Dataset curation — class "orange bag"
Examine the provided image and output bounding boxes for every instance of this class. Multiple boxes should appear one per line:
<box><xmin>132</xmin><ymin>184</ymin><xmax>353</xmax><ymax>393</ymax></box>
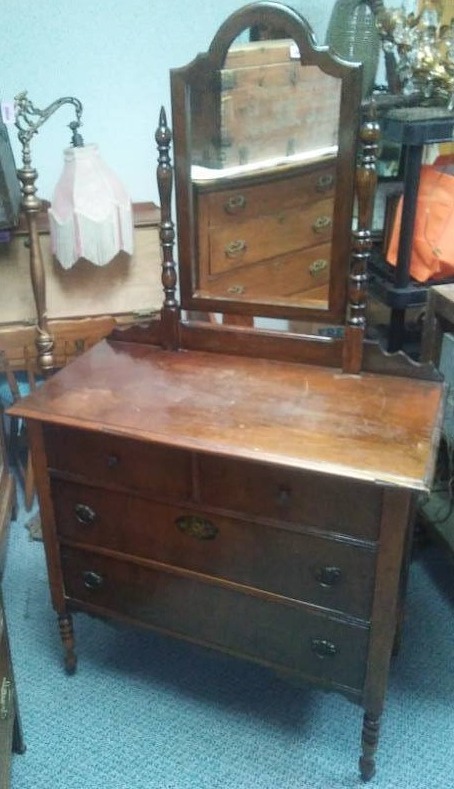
<box><xmin>387</xmin><ymin>163</ymin><xmax>454</xmax><ymax>283</ymax></box>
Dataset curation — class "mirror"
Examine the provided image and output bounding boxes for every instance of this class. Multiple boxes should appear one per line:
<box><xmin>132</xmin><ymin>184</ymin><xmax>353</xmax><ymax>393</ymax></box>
<box><xmin>170</xmin><ymin>2</ymin><xmax>363</xmax><ymax>323</ymax></box>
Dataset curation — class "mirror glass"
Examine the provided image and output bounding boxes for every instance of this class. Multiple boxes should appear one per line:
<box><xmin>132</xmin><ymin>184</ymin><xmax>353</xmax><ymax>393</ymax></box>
<box><xmin>171</xmin><ymin>6</ymin><xmax>361</xmax><ymax>322</ymax></box>
<box><xmin>191</xmin><ymin>34</ymin><xmax>341</xmax><ymax>311</ymax></box>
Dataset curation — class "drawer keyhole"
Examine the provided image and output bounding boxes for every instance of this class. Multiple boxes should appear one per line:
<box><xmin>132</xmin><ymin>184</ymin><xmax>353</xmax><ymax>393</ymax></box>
<box><xmin>75</xmin><ymin>503</ymin><xmax>96</xmax><ymax>526</ymax></box>
<box><xmin>82</xmin><ymin>571</ymin><xmax>104</xmax><ymax>591</ymax></box>
<box><xmin>314</xmin><ymin>566</ymin><xmax>342</xmax><ymax>588</ymax></box>
<box><xmin>107</xmin><ymin>454</ymin><xmax>119</xmax><ymax>468</ymax></box>
<box><xmin>277</xmin><ymin>486</ymin><xmax>292</xmax><ymax>506</ymax></box>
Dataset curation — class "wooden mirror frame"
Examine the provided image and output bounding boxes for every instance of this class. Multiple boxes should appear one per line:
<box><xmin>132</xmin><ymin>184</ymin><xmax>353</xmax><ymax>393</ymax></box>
<box><xmin>112</xmin><ymin>2</ymin><xmax>438</xmax><ymax>381</ymax></box>
<box><xmin>170</xmin><ymin>1</ymin><xmax>363</xmax><ymax>324</ymax></box>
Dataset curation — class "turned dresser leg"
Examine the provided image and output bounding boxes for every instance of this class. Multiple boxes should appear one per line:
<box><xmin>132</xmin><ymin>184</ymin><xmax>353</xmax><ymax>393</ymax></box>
<box><xmin>359</xmin><ymin>712</ymin><xmax>380</xmax><ymax>781</ymax></box>
<box><xmin>58</xmin><ymin>614</ymin><xmax>77</xmax><ymax>674</ymax></box>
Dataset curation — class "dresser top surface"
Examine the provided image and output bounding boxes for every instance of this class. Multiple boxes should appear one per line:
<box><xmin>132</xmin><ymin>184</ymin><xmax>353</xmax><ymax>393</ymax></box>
<box><xmin>10</xmin><ymin>339</ymin><xmax>444</xmax><ymax>490</ymax></box>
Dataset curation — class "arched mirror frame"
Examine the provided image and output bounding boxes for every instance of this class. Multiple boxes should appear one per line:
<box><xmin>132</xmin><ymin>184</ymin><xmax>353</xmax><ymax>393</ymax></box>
<box><xmin>170</xmin><ymin>1</ymin><xmax>363</xmax><ymax>325</ymax></box>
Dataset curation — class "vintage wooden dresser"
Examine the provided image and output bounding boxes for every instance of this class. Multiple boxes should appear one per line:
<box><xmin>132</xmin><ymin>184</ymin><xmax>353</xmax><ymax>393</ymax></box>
<box><xmin>9</xmin><ymin>3</ymin><xmax>445</xmax><ymax>783</ymax></box>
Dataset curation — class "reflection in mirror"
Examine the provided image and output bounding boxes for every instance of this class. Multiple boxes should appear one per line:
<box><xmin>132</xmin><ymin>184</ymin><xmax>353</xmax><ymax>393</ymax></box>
<box><xmin>190</xmin><ymin>35</ymin><xmax>342</xmax><ymax>310</ymax></box>
<box><xmin>195</xmin><ymin>36</ymin><xmax>341</xmax><ymax>169</ymax></box>
<box><xmin>171</xmin><ymin>3</ymin><xmax>363</xmax><ymax>324</ymax></box>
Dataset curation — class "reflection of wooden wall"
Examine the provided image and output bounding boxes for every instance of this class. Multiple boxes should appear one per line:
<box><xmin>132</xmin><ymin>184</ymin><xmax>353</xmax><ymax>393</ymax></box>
<box><xmin>440</xmin><ymin>1</ymin><xmax>454</xmax><ymax>24</ymax></box>
<box><xmin>0</xmin><ymin>203</ymin><xmax>163</xmax><ymax>371</ymax></box>
<box><xmin>219</xmin><ymin>41</ymin><xmax>340</xmax><ymax>168</ymax></box>
<box><xmin>416</xmin><ymin>0</ymin><xmax>452</xmax><ymax>22</ymax></box>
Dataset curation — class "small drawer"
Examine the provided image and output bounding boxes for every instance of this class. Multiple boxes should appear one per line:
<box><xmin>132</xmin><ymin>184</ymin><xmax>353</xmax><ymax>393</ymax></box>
<box><xmin>43</xmin><ymin>426</ymin><xmax>192</xmax><ymax>500</ymax></box>
<box><xmin>198</xmin><ymin>456</ymin><xmax>382</xmax><ymax>541</ymax></box>
<box><xmin>61</xmin><ymin>547</ymin><xmax>369</xmax><ymax>692</ymax></box>
<box><xmin>53</xmin><ymin>480</ymin><xmax>375</xmax><ymax>619</ymax></box>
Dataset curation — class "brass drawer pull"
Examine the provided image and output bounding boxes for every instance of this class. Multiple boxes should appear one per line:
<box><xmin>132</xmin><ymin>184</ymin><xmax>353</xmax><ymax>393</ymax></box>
<box><xmin>316</xmin><ymin>173</ymin><xmax>334</xmax><ymax>193</ymax></box>
<box><xmin>311</xmin><ymin>638</ymin><xmax>338</xmax><ymax>659</ymax></box>
<box><xmin>82</xmin><ymin>570</ymin><xmax>104</xmax><ymax>590</ymax></box>
<box><xmin>176</xmin><ymin>515</ymin><xmax>218</xmax><ymax>540</ymax></box>
<box><xmin>314</xmin><ymin>566</ymin><xmax>342</xmax><ymax>587</ymax></box>
<box><xmin>312</xmin><ymin>215</ymin><xmax>332</xmax><ymax>234</ymax></box>
<box><xmin>224</xmin><ymin>194</ymin><xmax>246</xmax><ymax>214</ymax></box>
<box><xmin>75</xmin><ymin>503</ymin><xmax>96</xmax><ymax>526</ymax></box>
<box><xmin>309</xmin><ymin>259</ymin><xmax>328</xmax><ymax>277</ymax></box>
<box><xmin>225</xmin><ymin>239</ymin><xmax>246</xmax><ymax>259</ymax></box>
<box><xmin>227</xmin><ymin>284</ymin><xmax>245</xmax><ymax>295</ymax></box>
<box><xmin>0</xmin><ymin>677</ymin><xmax>13</xmax><ymax>720</ymax></box>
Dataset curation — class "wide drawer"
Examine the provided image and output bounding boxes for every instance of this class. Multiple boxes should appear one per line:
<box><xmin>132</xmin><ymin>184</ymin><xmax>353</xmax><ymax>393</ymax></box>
<box><xmin>52</xmin><ymin>479</ymin><xmax>376</xmax><ymax>620</ymax></box>
<box><xmin>198</xmin><ymin>456</ymin><xmax>382</xmax><ymax>541</ymax></box>
<box><xmin>197</xmin><ymin>242</ymin><xmax>331</xmax><ymax>302</ymax></box>
<box><xmin>61</xmin><ymin>546</ymin><xmax>369</xmax><ymax>692</ymax></box>
<box><xmin>207</xmin><ymin>197</ymin><xmax>334</xmax><ymax>276</ymax></box>
<box><xmin>199</xmin><ymin>163</ymin><xmax>336</xmax><ymax>227</ymax></box>
<box><xmin>43</xmin><ymin>425</ymin><xmax>192</xmax><ymax>500</ymax></box>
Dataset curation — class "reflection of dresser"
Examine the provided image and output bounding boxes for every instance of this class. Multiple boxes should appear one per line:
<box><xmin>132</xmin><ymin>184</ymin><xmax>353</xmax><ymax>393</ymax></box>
<box><xmin>194</xmin><ymin>158</ymin><xmax>335</xmax><ymax>305</ymax></box>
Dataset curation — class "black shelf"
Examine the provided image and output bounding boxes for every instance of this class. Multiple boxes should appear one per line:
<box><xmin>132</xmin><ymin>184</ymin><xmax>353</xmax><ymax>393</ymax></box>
<box><xmin>371</xmin><ymin>106</ymin><xmax>454</xmax><ymax>351</ymax></box>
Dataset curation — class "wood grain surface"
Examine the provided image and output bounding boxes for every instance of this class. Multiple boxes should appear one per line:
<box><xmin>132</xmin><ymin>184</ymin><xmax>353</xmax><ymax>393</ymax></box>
<box><xmin>9</xmin><ymin>339</ymin><xmax>444</xmax><ymax>490</ymax></box>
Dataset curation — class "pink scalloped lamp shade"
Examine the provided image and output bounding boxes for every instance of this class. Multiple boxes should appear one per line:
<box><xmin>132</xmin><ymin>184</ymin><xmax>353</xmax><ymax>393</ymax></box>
<box><xmin>48</xmin><ymin>144</ymin><xmax>134</xmax><ymax>269</ymax></box>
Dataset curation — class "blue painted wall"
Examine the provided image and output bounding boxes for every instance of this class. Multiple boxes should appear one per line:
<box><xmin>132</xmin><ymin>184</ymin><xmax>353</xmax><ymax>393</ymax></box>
<box><xmin>2</xmin><ymin>1</ymin><xmax>336</xmax><ymax>203</ymax></box>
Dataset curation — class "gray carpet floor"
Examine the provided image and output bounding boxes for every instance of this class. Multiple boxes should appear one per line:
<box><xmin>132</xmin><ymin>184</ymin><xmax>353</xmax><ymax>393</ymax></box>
<box><xmin>3</xmin><ymin>494</ymin><xmax>454</xmax><ymax>789</ymax></box>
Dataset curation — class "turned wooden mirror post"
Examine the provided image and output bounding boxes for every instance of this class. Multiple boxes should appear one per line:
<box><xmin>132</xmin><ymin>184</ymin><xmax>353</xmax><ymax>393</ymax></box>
<box><xmin>155</xmin><ymin>107</ymin><xmax>180</xmax><ymax>350</ymax></box>
<box><xmin>344</xmin><ymin>106</ymin><xmax>380</xmax><ymax>373</ymax></box>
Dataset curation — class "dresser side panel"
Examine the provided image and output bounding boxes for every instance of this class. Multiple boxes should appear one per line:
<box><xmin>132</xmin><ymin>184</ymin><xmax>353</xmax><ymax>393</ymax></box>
<box><xmin>26</xmin><ymin>420</ymin><xmax>66</xmax><ymax>613</ymax></box>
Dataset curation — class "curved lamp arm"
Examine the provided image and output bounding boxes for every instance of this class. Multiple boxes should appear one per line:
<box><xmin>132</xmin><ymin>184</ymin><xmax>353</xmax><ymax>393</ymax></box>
<box><xmin>14</xmin><ymin>91</ymin><xmax>84</xmax><ymax>375</ymax></box>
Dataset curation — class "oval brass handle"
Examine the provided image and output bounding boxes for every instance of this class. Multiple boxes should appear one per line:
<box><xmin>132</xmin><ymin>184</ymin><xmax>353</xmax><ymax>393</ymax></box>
<box><xmin>311</xmin><ymin>638</ymin><xmax>338</xmax><ymax>659</ymax></box>
<box><xmin>176</xmin><ymin>515</ymin><xmax>218</xmax><ymax>540</ymax></box>
<box><xmin>225</xmin><ymin>240</ymin><xmax>246</xmax><ymax>259</ymax></box>
<box><xmin>74</xmin><ymin>503</ymin><xmax>96</xmax><ymax>526</ymax></box>
<box><xmin>224</xmin><ymin>194</ymin><xmax>246</xmax><ymax>215</ymax></box>
<box><xmin>314</xmin><ymin>566</ymin><xmax>342</xmax><ymax>587</ymax></box>
<box><xmin>316</xmin><ymin>173</ymin><xmax>334</xmax><ymax>193</ymax></box>
<box><xmin>82</xmin><ymin>570</ymin><xmax>104</xmax><ymax>590</ymax></box>
<box><xmin>309</xmin><ymin>259</ymin><xmax>328</xmax><ymax>277</ymax></box>
<box><xmin>312</xmin><ymin>215</ymin><xmax>332</xmax><ymax>234</ymax></box>
<box><xmin>0</xmin><ymin>677</ymin><xmax>13</xmax><ymax>721</ymax></box>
